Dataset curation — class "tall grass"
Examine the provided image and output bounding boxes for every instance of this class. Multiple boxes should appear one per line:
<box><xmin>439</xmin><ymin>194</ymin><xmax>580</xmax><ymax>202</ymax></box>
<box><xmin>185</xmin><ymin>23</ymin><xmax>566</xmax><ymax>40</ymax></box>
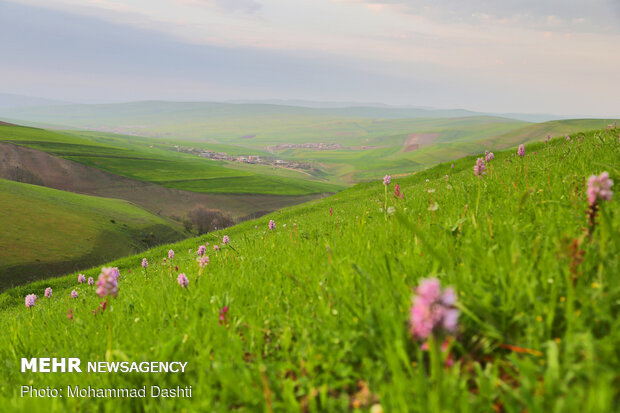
<box><xmin>1</xmin><ymin>128</ymin><xmax>618</xmax><ymax>412</ymax></box>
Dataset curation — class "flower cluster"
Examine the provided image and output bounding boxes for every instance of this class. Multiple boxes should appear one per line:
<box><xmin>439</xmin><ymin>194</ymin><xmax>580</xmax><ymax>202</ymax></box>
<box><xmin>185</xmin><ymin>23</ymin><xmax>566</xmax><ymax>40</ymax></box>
<box><xmin>78</xmin><ymin>274</ymin><xmax>86</xmax><ymax>284</ymax></box>
<box><xmin>142</xmin><ymin>258</ymin><xmax>148</xmax><ymax>269</ymax></box>
<box><xmin>96</xmin><ymin>267</ymin><xmax>119</xmax><ymax>298</ymax></box>
<box><xmin>44</xmin><ymin>287</ymin><xmax>52</xmax><ymax>298</ymax></box>
<box><xmin>88</xmin><ymin>277</ymin><xmax>94</xmax><ymax>286</ymax></box>
<box><xmin>197</xmin><ymin>245</ymin><xmax>206</xmax><ymax>256</ymax></box>
<box><xmin>269</xmin><ymin>220</ymin><xmax>276</xmax><ymax>230</ymax></box>
<box><xmin>177</xmin><ymin>273</ymin><xmax>189</xmax><ymax>288</ymax></box>
<box><xmin>394</xmin><ymin>184</ymin><xmax>404</xmax><ymax>199</ymax></box>
<box><xmin>410</xmin><ymin>278</ymin><xmax>459</xmax><ymax>340</ymax></box>
<box><xmin>383</xmin><ymin>175</ymin><xmax>391</xmax><ymax>185</ymax></box>
<box><xmin>71</xmin><ymin>290</ymin><xmax>78</xmax><ymax>299</ymax></box>
<box><xmin>25</xmin><ymin>294</ymin><xmax>37</xmax><ymax>308</ymax></box>
<box><xmin>473</xmin><ymin>158</ymin><xmax>486</xmax><ymax>177</ymax></box>
<box><xmin>586</xmin><ymin>172</ymin><xmax>614</xmax><ymax>206</ymax></box>
<box><xmin>222</xmin><ymin>235</ymin><xmax>230</xmax><ymax>244</ymax></box>
<box><xmin>485</xmin><ymin>151</ymin><xmax>494</xmax><ymax>163</ymax></box>
<box><xmin>517</xmin><ymin>144</ymin><xmax>525</xmax><ymax>157</ymax></box>
<box><xmin>168</xmin><ymin>249</ymin><xmax>175</xmax><ymax>260</ymax></box>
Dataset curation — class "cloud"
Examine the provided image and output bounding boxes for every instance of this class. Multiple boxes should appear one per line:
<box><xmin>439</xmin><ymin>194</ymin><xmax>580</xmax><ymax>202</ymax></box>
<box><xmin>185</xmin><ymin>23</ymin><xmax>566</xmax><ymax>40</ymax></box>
<box><xmin>177</xmin><ymin>0</ymin><xmax>262</xmax><ymax>13</ymax></box>
<box><xmin>335</xmin><ymin>0</ymin><xmax>620</xmax><ymax>33</ymax></box>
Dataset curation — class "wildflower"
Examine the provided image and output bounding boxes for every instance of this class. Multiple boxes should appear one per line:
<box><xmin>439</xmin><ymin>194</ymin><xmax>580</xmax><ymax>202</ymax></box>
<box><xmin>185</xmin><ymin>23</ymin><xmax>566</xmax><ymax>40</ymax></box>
<box><xmin>545</xmin><ymin>134</ymin><xmax>550</xmax><ymax>143</ymax></box>
<box><xmin>473</xmin><ymin>157</ymin><xmax>486</xmax><ymax>177</ymax></box>
<box><xmin>383</xmin><ymin>175</ymin><xmax>391</xmax><ymax>185</ymax></box>
<box><xmin>269</xmin><ymin>220</ymin><xmax>276</xmax><ymax>230</ymax></box>
<box><xmin>168</xmin><ymin>249</ymin><xmax>175</xmax><ymax>260</ymax></box>
<box><xmin>177</xmin><ymin>273</ymin><xmax>189</xmax><ymax>288</ymax></box>
<box><xmin>25</xmin><ymin>294</ymin><xmax>37</xmax><ymax>308</ymax></box>
<box><xmin>565</xmin><ymin>134</ymin><xmax>570</xmax><ymax>141</ymax></box>
<box><xmin>199</xmin><ymin>256</ymin><xmax>210</xmax><ymax>267</ymax></box>
<box><xmin>71</xmin><ymin>290</ymin><xmax>78</xmax><ymax>299</ymax></box>
<box><xmin>409</xmin><ymin>278</ymin><xmax>459</xmax><ymax>340</ymax></box>
<box><xmin>587</xmin><ymin>172</ymin><xmax>614</xmax><ymax>206</ymax></box>
<box><xmin>329</xmin><ymin>208</ymin><xmax>333</xmax><ymax>215</ymax></box>
<box><xmin>67</xmin><ymin>309</ymin><xmax>73</xmax><ymax>320</ymax></box>
<box><xmin>78</xmin><ymin>274</ymin><xmax>86</xmax><ymax>284</ymax></box>
<box><xmin>394</xmin><ymin>184</ymin><xmax>404</xmax><ymax>199</ymax></box>
<box><xmin>88</xmin><ymin>277</ymin><xmax>94</xmax><ymax>286</ymax></box>
<box><xmin>197</xmin><ymin>245</ymin><xmax>206</xmax><ymax>256</ymax></box>
<box><xmin>44</xmin><ymin>287</ymin><xmax>52</xmax><ymax>298</ymax></box>
<box><xmin>96</xmin><ymin>267</ymin><xmax>119</xmax><ymax>298</ymax></box>
<box><xmin>213</xmin><ymin>245</ymin><xmax>219</xmax><ymax>251</ymax></box>
<box><xmin>141</xmin><ymin>258</ymin><xmax>148</xmax><ymax>268</ymax></box>
<box><xmin>387</xmin><ymin>206</ymin><xmax>396</xmax><ymax>215</ymax></box>
<box><xmin>517</xmin><ymin>144</ymin><xmax>525</xmax><ymax>157</ymax></box>
<box><xmin>174</xmin><ymin>265</ymin><xmax>179</xmax><ymax>271</ymax></box>
<box><xmin>219</xmin><ymin>306</ymin><xmax>229</xmax><ymax>325</ymax></box>
<box><xmin>428</xmin><ymin>202</ymin><xmax>439</xmax><ymax>211</ymax></box>
<box><xmin>222</xmin><ymin>235</ymin><xmax>230</xmax><ymax>244</ymax></box>
<box><xmin>485</xmin><ymin>152</ymin><xmax>494</xmax><ymax>162</ymax></box>
<box><xmin>451</xmin><ymin>164</ymin><xmax>454</xmax><ymax>169</ymax></box>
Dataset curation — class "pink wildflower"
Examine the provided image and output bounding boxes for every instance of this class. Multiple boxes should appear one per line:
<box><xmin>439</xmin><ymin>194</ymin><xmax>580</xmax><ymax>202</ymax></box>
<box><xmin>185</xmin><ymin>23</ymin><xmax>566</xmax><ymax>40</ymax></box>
<box><xmin>451</xmin><ymin>164</ymin><xmax>454</xmax><ymax>169</ymax></box>
<box><xmin>177</xmin><ymin>273</ymin><xmax>189</xmax><ymax>288</ymax></box>
<box><xmin>168</xmin><ymin>249</ymin><xmax>175</xmax><ymax>260</ymax></box>
<box><xmin>545</xmin><ymin>134</ymin><xmax>550</xmax><ymax>143</ymax></box>
<box><xmin>329</xmin><ymin>208</ymin><xmax>333</xmax><ymax>216</ymax></box>
<box><xmin>67</xmin><ymin>309</ymin><xmax>73</xmax><ymax>320</ymax></box>
<box><xmin>219</xmin><ymin>306</ymin><xmax>229</xmax><ymax>325</ymax></box>
<box><xmin>394</xmin><ymin>184</ymin><xmax>404</xmax><ymax>199</ymax></box>
<box><xmin>409</xmin><ymin>278</ymin><xmax>459</xmax><ymax>341</ymax></box>
<box><xmin>25</xmin><ymin>294</ymin><xmax>37</xmax><ymax>308</ymax></box>
<box><xmin>223</xmin><ymin>235</ymin><xmax>230</xmax><ymax>244</ymax></box>
<box><xmin>96</xmin><ymin>267</ymin><xmax>119</xmax><ymax>298</ymax></box>
<box><xmin>44</xmin><ymin>287</ymin><xmax>52</xmax><ymax>298</ymax></box>
<box><xmin>88</xmin><ymin>277</ymin><xmax>94</xmax><ymax>286</ymax></box>
<box><xmin>213</xmin><ymin>245</ymin><xmax>220</xmax><ymax>251</ymax></box>
<box><xmin>485</xmin><ymin>152</ymin><xmax>494</xmax><ymax>162</ymax></box>
<box><xmin>71</xmin><ymin>290</ymin><xmax>78</xmax><ymax>299</ymax></box>
<box><xmin>587</xmin><ymin>172</ymin><xmax>614</xmax><ymax>206</ymax></box>
<box><xmin>141</xmin><ymin>258</ymin><xmax>148</xmax><ymax>268</ymax></box>
<box><xmin>565</xmin><ymin>134</ymin><xmax>570</xmax><ymax>141</ymax></box>
<box><xmin>78</xmin><ymin>274</ymin><xmax>86</xmax><ymax>284</ymax></box>
<box><xmin>199</xmin><ymin>256</ymin><xmax>210</xmax><ymax>267</ymax></box>
<box><xmin>269</xmin><ymin>220</ymin><xmax>276</xmax><ymax>230</ymax></box>
<box><xmin>473</xmin><ymin>158</ymin><xmax>486</xmax><ymax>178</ymax></box>
<box><xmin>197</xmin><ymin>245</ymin><xmax>206</xmax><ymax>256</ymax></box>
<box><xmin>517</xmin><ymin>144</ymin><xmax>525</xmax><ymax>157</ymax></box>
<box><xmin>383</xmin><ymin>175</ymin><xmax>391</xmax><ymax>185</ymax></box>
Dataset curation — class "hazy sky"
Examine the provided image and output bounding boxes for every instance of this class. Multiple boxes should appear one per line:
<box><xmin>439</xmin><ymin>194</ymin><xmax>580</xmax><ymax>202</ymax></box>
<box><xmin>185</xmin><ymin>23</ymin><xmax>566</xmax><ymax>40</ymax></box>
<box><xmin>2</xmin><ymin>0</ymin><xmax>620</xmax><ymax>115</ymax></box>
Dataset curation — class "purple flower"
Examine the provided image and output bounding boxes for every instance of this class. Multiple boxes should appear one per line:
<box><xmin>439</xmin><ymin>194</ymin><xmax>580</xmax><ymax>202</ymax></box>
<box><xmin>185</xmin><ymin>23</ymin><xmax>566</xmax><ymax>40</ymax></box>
<box><xmin>409</xmin><ymin>278</ymin><xmax>459</xmax><ymax>340</ymax></box>
<box><xmin>168</xmin><ymin>249</ymin><xmax>175</xmax><ymax>260</ymax></box>
<box><xmin>25</xmin><ymin>294</ymin><xmax>37</xmax><ymax>308</ymax></box>
<box><xmin>545</xmin><ymin>134</ymin><xmax>550</xmax><ymax>143</ymax></box>
<box><xmin>383</xmin><ymin>175</ymin><xmax>391</xmax><ymax>185</ymax></box>
<box><xmin>96</xmin><ymin>267</ymin><xmax>119</xmax><ymax>298</ymax></box>
<box><xmin>71</xmin><ymin>290</ymin><xmax>78</xmax><ymax>299</ymax></box>
<box><xmin>485</xmin><ymin>152</ymin><xmax>494</xmax><ymax>162</ymax></box>
<box><xmin>141</xmin><ymin>258</ymin><xmax>148</xmax><ymax>269</ymax></box>
<box><xmin>197</xmin><ymin>245</ymin><xmax>206</xmax><ymax>256</ymax></box>
<box><xmin>587</xmin><ymin>172</ymin><xmax>614</xmax><ymax>206</ymax></box>
<box><xmin>219</xmin><ymin>306</ymin><xmax>229</xmax><ymax>325</ymax></box>
<box><xmin>269</xmin><ymin>220</ymin><xmax>276</xmax><ymax>230</ymax></box>
<box><xmin>44</xmin><ymin>287</ymin><xmax>52</xmax><ymax>298</ymax></box>
<box><xmin>222</xmin><ymin>235</ymin><xmax>230</xmax><ymax>244</ymax></box>
<box><xmin>177</xmin><ymin>273</ymin><xmax>189</xmax><ymax>288</ymax></box>
<box><xmin>451</xmin><ymin>164</ymin><xmax>454</xmax><ymax>169</ymax></box>
<box><xmin>517</xmin><ymin>144</ymin><xmax>525</xmax><ymax>157</ymax></box>
<box><xmin>88</xmin><ymin>277</ymin><xmax>94</xmax><ymax>286</ymax></box>
<box><xmin>473</xmin><ymin>157</ymin><xmax>486</xmax><ymax>177</ymax></box>
<box><xmin>565</xmin><ymin>134</ymin><xmax>571</xmax><ymax>141</ymax></box>
<box><xmin>199</xmin><ymin>256</ymin><xmax>210</xmax><ymax>268</ymax></box>
<box><xmin>78</xmin><ymin>274</ymin><xmax>86</xmax><ymax>284</ymax></box>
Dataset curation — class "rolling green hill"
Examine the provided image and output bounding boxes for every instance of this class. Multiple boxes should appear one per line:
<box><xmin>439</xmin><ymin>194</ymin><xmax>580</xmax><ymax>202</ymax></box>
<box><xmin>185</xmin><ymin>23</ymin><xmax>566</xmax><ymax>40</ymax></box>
<box><xmin>0</xmin><ymin>179</ymin><xmax>186</xmax><ymax>289</ymax></box>
<box><xmin>1</xmin><ymin>127</ymin><xmax>618</xmax><ymax>412</ymax></box>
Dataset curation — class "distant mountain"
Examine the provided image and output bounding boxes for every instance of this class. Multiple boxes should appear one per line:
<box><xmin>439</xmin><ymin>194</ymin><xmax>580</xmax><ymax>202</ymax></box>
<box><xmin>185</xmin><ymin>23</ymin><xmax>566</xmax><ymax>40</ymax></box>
<box><xmin>0</xmin><ymin>93</ymin><xmax>69</xmax><ymax>110</ymax></box>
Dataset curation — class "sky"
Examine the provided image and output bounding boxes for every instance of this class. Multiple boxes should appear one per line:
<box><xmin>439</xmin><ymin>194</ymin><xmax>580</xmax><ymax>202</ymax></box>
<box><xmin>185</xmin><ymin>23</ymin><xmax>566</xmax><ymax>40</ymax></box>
<box><xmin>1</xmin><ymin>0</ymin><xmax>620</xmax><ymax>115</ymax></box>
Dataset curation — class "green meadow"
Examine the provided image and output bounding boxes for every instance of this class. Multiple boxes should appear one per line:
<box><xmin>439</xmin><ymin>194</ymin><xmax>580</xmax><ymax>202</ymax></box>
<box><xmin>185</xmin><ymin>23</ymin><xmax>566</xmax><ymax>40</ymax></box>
<box><xmin>0</xmin><ymin>124</ymin><xmax>342</xmax><ymax>196</ymax></box>
<box><xmin>0</xmin><ymin>179</ymin><xmax>186</xmax><ymax>289</ymax></box>
<box><xmin>1</xmin><ymin>127</ymin><xmax>618</xmax><ymax>412</ymax></box>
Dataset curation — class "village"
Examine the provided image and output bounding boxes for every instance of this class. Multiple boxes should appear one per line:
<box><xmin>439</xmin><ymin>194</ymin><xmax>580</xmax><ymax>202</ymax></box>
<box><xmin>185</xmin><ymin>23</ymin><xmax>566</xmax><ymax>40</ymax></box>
<box><xmin>168</xmin><ymin>144</ymin><xmax>316</xmax><ymax>171</ymax></box>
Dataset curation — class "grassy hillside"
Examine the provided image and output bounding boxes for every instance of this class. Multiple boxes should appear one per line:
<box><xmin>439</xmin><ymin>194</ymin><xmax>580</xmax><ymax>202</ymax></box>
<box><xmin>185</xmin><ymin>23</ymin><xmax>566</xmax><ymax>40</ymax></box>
<box><xmin>0</xmin><ymin>124</ymin><xmax>343</xmax><ymax>195</ymax></box>
<box><xmin>0</xmin><ymin>179</ymin><xmax>186</xmax><ymax>289</ymax></box>
<box><xmin>1</xmin><ymin>127</ymin><xmax>618</xmax><ymax>411</ymax></box>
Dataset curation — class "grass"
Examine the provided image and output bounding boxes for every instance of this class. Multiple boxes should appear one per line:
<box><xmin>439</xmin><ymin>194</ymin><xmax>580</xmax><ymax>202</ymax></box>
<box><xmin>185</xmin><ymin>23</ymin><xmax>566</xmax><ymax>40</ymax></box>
<box><xmin>0</xmin><ymin>179</ymin><xmax>186</xmax><ymax>289</ymax></box>
<box><xmin>1</xmin><ymin>127</ymin><xmax>618</xmax><ymax>411</ymax></box>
